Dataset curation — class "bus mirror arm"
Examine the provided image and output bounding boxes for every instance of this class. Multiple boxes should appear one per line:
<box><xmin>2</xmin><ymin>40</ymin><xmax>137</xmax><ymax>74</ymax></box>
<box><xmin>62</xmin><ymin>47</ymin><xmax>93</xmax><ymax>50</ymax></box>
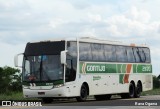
<box><xmin>60</xmin><ymin>50</ymin><xmax>68</xmax><ymax>65</ymax></box>
<box><xmin>14</xmin><ymin>53</ymin><xmax>24</xmax><ymax>68</ymax></box>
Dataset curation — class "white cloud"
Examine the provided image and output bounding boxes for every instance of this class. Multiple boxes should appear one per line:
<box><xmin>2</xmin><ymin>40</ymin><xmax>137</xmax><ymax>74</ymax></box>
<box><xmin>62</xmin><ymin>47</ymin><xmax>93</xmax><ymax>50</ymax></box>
<box><xmin>125</xmin><ymin>6</ymin><xmax>151</xmax><ymax>23</ymax></box>
<box><xmin>102</xmin><ymin>6</ymin><xmax>160</xmax><ymax>41</ymax></box>
<box><xmin>0</xmin><ymin>0</ymin><xmax>160</xmax><ymax>75</ymax></box>
<box><xmin>0</xmin><ymin>42</ymin><xmax>25</xmax><ymax>67</ymax></box>
<box><xmin>49</xmin><ymin>18</ymin><xmax>68</xmax><ymax>29</ymax></box>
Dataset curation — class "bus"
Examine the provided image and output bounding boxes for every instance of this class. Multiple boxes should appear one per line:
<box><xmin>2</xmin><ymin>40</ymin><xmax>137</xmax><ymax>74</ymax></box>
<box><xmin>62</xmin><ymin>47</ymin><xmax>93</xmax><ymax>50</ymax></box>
<box><xmin>14</xmin><ymin>37</ymin><xmax>152</xmax><ymax>103</ymax></box>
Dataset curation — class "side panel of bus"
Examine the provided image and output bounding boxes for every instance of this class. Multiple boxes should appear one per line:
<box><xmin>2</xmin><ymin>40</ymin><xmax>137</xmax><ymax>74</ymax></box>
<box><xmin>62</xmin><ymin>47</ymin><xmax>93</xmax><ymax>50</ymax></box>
<box><xmin>78</xmin><ymin>62</ymin><xmax>152</xmax><ymax>95</ymax></box>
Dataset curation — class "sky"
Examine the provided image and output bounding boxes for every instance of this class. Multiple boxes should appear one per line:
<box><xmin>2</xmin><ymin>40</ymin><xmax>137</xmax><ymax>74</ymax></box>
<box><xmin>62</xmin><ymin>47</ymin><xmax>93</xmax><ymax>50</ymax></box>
<box><xmin>0</xmin><ymin>0</ymin><xmax>160</xmax><ymax>76</ymax></box>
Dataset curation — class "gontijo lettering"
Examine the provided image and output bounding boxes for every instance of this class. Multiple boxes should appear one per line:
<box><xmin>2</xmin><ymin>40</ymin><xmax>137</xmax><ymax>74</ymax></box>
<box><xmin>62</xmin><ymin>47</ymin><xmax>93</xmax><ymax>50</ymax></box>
<box><xmin>87</xmin><ymin>65</ymin><xmax>105</xmax><ymax>72</ymax></box>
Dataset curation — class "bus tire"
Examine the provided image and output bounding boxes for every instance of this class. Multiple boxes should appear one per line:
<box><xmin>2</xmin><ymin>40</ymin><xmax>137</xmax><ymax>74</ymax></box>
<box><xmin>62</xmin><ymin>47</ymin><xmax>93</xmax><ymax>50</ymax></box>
<box><xmin>76</xmin><ymin>84</ymin><xmax>88</xmax><ymax>102</ymax></box>
<box><xmin>129</xmin><ymin>82</ymin><xmax>135</xmax><ymax>98</ymax></box>
<box><xmin>134</xmin><ymin>82</ymin><xmax>142</xmax><ymax>98</ymax></box>
<box><xmin>95</xmin><ymin>94</ymin><xmax>111</xmax><ymax>101</ymax></box>
<box><xmin>42</xmin><ymin>98</ymin><xmax>53</xmax><ymax>103</ymax></box>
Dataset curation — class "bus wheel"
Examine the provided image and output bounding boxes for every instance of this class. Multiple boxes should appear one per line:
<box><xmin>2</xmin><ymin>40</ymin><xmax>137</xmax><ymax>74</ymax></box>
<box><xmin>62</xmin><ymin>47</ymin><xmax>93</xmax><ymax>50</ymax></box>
<box><xmin>134</xmin><ymin>83</ymin><xmax>142</xmax><ymax>98</ymax></box>
<box><xmin>76</xmin><ymin>84</ymin><xmax>88</xmax><ymax>102</ymax></box>
<box><xmin>95</xmin><ymin>94</ymin><xmax>111</xmax><ymax>101</ymax></box>
<box><xmin>42</xmin><ymin>98</ymin><xmax>53</xmax><ymax>103</ymax></box>
<box><xmin>129</xmin><ymin>82</ymin><xmax>135</xmax><ymax>98</ymax></box>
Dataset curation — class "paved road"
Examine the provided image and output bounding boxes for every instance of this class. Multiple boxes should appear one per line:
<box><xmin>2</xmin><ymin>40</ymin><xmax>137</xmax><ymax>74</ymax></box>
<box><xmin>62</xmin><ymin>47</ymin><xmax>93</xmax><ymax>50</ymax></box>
<box><xmin>44</xmin><ymin>95</ymin><xmax>160</xmax><ymax>106</ymax></box>
<box><xmin>0</xmin><ymin>95</ymin><xmax>160</xmax><ymax>109</ymax></box>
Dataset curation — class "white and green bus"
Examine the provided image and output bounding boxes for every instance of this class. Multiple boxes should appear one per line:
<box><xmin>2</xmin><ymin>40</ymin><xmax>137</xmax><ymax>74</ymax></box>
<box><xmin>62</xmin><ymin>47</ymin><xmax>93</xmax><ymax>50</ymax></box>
<box><xmin>14</xmin><ymin>37</ymin><xmax>152</xmax><ymax>103</ymax></box>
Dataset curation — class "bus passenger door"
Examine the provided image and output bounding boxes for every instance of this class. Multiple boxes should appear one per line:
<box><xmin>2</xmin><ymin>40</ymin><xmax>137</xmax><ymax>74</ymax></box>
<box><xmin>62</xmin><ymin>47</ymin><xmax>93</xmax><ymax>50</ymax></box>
<box><xmin>65</xmin><ymin>55</ymin><xmax>77</xmax><ymax>96</ymax></box>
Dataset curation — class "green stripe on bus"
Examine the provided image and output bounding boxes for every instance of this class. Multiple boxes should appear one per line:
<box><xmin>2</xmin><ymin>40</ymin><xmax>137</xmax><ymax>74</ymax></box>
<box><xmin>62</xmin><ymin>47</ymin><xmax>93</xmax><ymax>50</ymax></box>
<box><xmin>133</xmin><ymin>64</ymin><xmax>152</xmax><ymax>73</ymax></box>
<box><xmin>117</xmin><ymin>64</ymin><xmax>126</xmax><ymax>73</ymax></box>
<box><xmin>79</xmin><ymin>62</ymin><xmax>152</xmax><ymax>74</ymax></box>
<box><xmin>119</xmin><ymin>74</ymin><xmax>125</xmax><ymax>84</ymax></box>
<box><xmin>106</xmin><ymin>64</ymin><xmax>117</xmax><ymax>73</ymax></box>
<box><xmin>80</xmin><ymin>63</ymin><xmax>117</xmax><ymax>73</ymax></box>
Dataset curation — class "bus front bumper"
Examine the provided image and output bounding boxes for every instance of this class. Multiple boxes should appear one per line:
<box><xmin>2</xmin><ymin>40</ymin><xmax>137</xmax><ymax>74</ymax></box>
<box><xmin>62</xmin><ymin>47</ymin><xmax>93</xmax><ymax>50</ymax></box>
<box><xmin>23</xmin><ymin>86</ymin><xmax>70</xmax><ymax>98</ymax></box>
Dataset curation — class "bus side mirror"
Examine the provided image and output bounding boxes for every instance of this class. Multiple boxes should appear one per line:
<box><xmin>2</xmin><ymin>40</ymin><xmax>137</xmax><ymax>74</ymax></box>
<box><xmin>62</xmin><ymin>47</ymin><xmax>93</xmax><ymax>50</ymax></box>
<box><xmin>60</xmin><ymin>50</ymin><xmax>68</xmax><ymax>65</ymax></box>
<box><xmin>14</xmin><ymin>53</ymin><xmax>23</xmax><ymax>68</ymax></box>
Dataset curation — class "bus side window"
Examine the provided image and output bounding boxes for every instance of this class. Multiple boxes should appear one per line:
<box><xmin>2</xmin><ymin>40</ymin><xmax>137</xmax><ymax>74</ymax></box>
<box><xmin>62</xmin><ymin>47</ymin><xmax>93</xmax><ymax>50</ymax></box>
<box><xmin>138</xmin><ymin>48</ymin><xmax>146</xmax><ymax>62</ymax></box>
<box><xmin>143</xmin><ymin>48</ymin><xmax>151</xmax><ymax>63</ymax></box>
<box><xmin>126</xmin><ymin>47</ymin><xmax>135</xmax><ymax>62</ymax></box>
<box><xmin>79</xmin><ymin>43</ymin><xmax>92</xmax><ymax>61</ymax></box>
<box><xmin>116</xmin><ymin>46</ymin><xmax>128</xmax><ymax>62</ymax></box>
<box><xmin>133</xmin><ymin>47</ymin><xmax>141</xmax><ymax>62</ymax></box>
<box><xmin>104</xmin><ymin>45</ymin><xmax>116</xmax><ymax>62</ymax></box>
<box><xmin>91</xmin><ymin>43</ymin><xmax>105</xmax><ymax>61</ymax></box>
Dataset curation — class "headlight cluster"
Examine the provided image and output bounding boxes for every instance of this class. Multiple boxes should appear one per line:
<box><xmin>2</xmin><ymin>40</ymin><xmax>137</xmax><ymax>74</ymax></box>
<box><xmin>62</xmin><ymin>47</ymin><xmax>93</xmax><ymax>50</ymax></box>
<box><xmin>53</xmin><ymin>84</ymin><xmax>64</xmax><ymax>88</ymax></box>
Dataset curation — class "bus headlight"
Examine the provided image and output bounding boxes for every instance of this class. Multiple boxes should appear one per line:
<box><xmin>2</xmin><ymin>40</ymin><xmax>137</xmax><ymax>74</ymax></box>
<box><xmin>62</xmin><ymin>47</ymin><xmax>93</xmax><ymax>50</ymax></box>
<box><xmin>54</xmin><ymin>84</ymin><xmax>64</xmax><ymax>88</ymax></box>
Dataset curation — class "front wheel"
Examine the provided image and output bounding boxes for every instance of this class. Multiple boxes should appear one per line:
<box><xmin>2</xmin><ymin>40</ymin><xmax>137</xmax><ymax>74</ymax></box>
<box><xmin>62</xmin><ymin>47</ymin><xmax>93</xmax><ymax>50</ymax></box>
<box><xmin>76</xmin><ymin>84</ymin><xmax>88</xmax><ymax>102</ymax></box>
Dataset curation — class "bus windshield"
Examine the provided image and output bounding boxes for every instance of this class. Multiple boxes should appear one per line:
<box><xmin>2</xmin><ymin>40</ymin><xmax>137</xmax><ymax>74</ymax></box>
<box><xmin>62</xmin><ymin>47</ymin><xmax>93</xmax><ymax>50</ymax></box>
<box><xmin>23</xmin><ymin>55</ymin><xmax>63</xmax><ymax>82</ymax></box>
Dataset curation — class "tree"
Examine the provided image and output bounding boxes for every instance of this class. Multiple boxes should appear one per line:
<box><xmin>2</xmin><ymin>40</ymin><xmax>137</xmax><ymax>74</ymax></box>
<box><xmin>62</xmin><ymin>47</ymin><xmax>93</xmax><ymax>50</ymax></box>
<box><xmin>153</xmin><ymin>75</ymin><xmax>160</xmax><ymax>89</ymax></box>
<box><xmin>9</xmin><ymin>72</ymin><xmax>22</xmax><ymax>92</ymax></box>
<box><xmin>158</xmin><ymin>75</ymin><xmax>160</xmax><ymax>80</ymax></box>
<box><xmin>0</xmin><ymin>66</ymin><xmax>21</xmax><ymax>94</ymax></box>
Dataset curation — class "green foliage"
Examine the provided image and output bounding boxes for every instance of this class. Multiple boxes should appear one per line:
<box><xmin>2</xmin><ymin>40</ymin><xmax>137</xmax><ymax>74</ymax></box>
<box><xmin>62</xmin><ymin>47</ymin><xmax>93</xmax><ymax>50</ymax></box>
<box><xmin>0</xmin><ymin>66</ymin><xmax>21</xmax><ymax>94</ymax></box>
<box><xmin>153</xmin><ymin>75</ymin><xmax>160</xmax><ymax>89</ymax></box>
<box><xmin>141</xmin><ymin>88</ymin><xmax>160</xmax><ymax>96</ymax></box>
<box><xmin>0</xmin><ymin>92</ymin><xmax>39</xmax><ymax>100</ymax></box>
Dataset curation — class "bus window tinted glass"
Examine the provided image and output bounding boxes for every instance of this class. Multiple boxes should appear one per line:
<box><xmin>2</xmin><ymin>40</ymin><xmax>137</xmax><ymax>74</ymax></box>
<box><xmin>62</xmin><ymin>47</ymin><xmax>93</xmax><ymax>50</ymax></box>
<box><xmin>138</xmin><ymin>48</ymin><xmax>146</xmax><ymax>62</ymax></box>
<box><xmin>104</xmin><ymin>45</ymin><xmax>116</xmax><ymax>61</ymax></box>
<box><xmin>67</xmin><ymin>41</ymin><xmax>77</xmax><ymax>58</ymax></box>
<box><xmin>66</xmin><ymin>41</ymin><xmax>77</xmax><ymax>82</ymax></box>
<box><xmin>143</xmin><ymin>48</ymin><xmax>150</xmax><ymax>63</ymax></box>
<box><xmin>133</xmin><ymin>47</ymin><xmax>140</xmax><ymax>62</ymax></box>
<box><xmin>91</xmin><ymin>43</ymin><xmax>105</xmax><ymax>61</ymax></box>
<box><xmin>126</xmin><ymin>47</ymin><xmax>135</xmax><ymax>62</ymax></box>
<box><xmin>116</xmin><ymin>46</ymin><xmax>127</xmax><ymax>62</ymax></box>
<box><xmin>79</xmin><ymin>43</ymin><xmax>92</xmax><ymax>61</ymax></box>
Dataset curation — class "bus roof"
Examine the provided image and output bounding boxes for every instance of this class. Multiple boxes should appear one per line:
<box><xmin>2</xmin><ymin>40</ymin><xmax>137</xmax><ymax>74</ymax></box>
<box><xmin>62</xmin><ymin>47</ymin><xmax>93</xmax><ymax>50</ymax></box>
<box><xmin>28</xmin><ymin>37</ymin><xmax>149</xmax><ymax>48</ymax></box>
<box><xmin>78</xmin><ymin>37</ymin><xmax>149</xmax><ymax>48</ymax></box>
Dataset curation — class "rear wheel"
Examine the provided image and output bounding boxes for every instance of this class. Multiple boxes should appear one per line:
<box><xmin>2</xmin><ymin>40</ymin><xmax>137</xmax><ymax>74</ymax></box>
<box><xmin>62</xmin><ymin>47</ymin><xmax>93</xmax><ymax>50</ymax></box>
<box><xmin>121</xmin><ymin>83</ymin><xmax>135</xmax><ymax>99</ymax></box>
<box><xmin>134</xmin><ymin>82</ymin><xmax>142</xmax><ymax>98</ymax></box>
<box><xmin>76</xmin><ymin>84</ymin><xmax>88</xmax><ymax>102</ymax></box>
<box><xmin>42</xmin><ymin>98</ymin><xmax>53</xmax><ymax>103</ymax></box>
<box><xmin>129</xmin><ymin>83</ymin><xmax>135</xmax><ymax>98</ymax></box>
